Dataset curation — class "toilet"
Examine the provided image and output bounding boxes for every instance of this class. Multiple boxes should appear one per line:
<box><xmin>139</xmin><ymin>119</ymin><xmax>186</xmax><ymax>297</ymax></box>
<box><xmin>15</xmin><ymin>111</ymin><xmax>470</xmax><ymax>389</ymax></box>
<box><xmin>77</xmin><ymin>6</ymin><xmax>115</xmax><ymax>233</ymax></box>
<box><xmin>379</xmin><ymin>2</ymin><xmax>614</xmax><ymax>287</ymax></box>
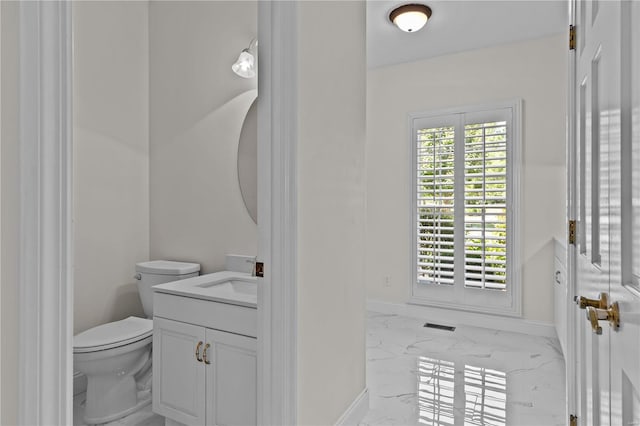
<box><xmin>74</xmin><ymin>260</ymin><xmax>200</xmax><ymax>424</ymax></box>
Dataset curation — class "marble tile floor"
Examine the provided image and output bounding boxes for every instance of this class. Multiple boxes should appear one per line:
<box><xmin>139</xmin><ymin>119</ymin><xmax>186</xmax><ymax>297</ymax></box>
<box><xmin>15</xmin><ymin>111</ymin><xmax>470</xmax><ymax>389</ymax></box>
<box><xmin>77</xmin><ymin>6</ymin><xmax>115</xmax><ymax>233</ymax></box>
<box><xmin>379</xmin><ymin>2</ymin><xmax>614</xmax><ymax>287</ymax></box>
<box><xmin>360</xmin><ymin>312</ymin><xmax>566</xmax><ymax>426</ymax></box>
<box><xmin>74</xmin><ymin>311</ymin><xmax>565</xmax><ymax>426</ymax></box>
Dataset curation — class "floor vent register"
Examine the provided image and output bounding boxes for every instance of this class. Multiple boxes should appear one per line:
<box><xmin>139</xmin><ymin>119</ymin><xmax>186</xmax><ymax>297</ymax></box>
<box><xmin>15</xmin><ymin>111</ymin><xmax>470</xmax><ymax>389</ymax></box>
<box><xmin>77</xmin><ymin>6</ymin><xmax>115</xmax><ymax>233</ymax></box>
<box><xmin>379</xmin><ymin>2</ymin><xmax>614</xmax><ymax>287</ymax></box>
<box><xmin>423</xmin><ymin>322</ymin><xmax>456</xmax><ymax>332</ymax></box>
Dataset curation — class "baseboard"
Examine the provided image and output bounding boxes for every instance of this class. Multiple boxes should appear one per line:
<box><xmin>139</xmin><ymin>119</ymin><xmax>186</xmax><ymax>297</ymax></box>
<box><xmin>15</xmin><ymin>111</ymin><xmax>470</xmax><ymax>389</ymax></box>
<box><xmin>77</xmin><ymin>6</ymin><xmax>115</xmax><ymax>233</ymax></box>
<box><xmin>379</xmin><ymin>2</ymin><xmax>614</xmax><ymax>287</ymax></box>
<box><xmin>73</xmin><ymin>371</ymin><xmax>87</xmax><ymax>396</ymax></box>
<box><xmin>368</xmin><ymin>299</ymin><xmax>558</xmax><ymax>339</ymax></box>
<box><xmin>335</xmin><ymin>388</ymin><xmax>369</xmax><ymax>426</ymax></box>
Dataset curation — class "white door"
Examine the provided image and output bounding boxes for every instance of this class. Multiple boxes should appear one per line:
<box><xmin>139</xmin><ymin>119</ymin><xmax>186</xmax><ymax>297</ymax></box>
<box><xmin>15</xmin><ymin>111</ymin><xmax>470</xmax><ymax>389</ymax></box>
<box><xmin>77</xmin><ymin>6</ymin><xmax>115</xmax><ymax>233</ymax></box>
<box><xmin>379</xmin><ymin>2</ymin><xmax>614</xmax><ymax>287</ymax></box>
<box><xmin>573</xmin><ymin>1</ymin><xmax>615</xmax><ymax>423</ymax></box>
<box><xmin>153</xmin><ymin>317</ymin><xmax>206</xmax><ymax>425</ymax></box>
<box><xmin>572</xmin><ymin>0</ymin><xmax>640</xmax><ymax>424</ymax></box>
<box><xmin>611</xmin><ymin>0</ymin><xmax>640</xmax><ymax>424</ymax></box>
<box><xmin>205</xmin><ymin>329</ymin><xmax>257</xmax><ymax>426</ymax></box>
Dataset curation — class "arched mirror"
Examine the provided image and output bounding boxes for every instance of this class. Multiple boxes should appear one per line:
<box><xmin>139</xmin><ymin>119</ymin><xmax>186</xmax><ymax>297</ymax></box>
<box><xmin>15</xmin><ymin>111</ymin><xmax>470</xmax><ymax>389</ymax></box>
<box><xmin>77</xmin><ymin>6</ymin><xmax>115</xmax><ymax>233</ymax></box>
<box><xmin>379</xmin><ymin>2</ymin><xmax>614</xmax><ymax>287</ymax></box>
<box><xmin>237</xmin><ymin>97</ymin><xmax>258</xmax><ymax>223</ymax></box>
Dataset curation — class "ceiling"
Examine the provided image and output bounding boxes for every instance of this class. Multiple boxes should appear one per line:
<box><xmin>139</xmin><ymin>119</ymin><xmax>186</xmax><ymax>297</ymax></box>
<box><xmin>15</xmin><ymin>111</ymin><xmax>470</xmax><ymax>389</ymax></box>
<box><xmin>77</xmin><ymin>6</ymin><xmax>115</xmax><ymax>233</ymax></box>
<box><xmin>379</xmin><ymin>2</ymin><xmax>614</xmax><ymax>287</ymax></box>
<box><xmin>367</xmin><ymin>0</ymin><xmax>568</xmax><ymax>69</ymax></box>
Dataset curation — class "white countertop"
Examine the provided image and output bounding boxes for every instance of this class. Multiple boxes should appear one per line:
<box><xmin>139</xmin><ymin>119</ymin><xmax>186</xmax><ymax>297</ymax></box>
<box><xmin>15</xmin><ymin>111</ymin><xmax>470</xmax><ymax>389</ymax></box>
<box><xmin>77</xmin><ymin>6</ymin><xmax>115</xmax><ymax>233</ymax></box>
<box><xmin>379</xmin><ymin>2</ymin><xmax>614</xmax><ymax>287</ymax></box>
<box><xmin>152</xmin><ymin>271</ymin><xmax>257</xmax><ymax>308</ymax></box>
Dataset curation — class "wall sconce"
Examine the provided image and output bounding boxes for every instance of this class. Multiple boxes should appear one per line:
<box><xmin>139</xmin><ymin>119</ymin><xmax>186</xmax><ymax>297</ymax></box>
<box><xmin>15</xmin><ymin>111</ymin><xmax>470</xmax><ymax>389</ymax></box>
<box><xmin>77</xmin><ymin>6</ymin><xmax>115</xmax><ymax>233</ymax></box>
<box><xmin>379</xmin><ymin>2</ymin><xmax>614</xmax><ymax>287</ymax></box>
<box><xmin>389</xmin><ymin>4</ymin><xmax>432</xmax><ymax>33</ymax></box>
<box><xmin>232</xmin><ymin>38</ymin><xmax>258</xmax><ymax>78</ymax></box>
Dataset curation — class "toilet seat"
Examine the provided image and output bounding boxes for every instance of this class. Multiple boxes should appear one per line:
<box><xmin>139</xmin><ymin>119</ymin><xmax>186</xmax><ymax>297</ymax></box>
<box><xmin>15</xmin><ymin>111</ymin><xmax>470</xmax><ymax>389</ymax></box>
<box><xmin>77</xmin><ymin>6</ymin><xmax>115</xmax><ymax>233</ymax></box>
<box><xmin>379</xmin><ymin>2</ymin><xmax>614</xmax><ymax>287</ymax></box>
<box><xmin>74</xmin><ymin>316</ymin><xmax>153</xmax><ymax>353</ymax></box>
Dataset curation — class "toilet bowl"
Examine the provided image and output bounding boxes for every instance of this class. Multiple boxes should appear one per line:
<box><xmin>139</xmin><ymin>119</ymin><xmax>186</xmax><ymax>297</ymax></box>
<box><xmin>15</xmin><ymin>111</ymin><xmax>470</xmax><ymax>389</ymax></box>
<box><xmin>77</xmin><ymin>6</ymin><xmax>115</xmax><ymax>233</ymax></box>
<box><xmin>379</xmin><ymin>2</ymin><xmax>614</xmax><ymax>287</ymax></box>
<box><xmin>74</xmin><ymin>260</ymin><xmax>200</xmax><ymax>424</ymax></box>
<box><xmin>74</xmin><ymin>317</ymin><xmax>153</xmax><ymax>424</ymax></box>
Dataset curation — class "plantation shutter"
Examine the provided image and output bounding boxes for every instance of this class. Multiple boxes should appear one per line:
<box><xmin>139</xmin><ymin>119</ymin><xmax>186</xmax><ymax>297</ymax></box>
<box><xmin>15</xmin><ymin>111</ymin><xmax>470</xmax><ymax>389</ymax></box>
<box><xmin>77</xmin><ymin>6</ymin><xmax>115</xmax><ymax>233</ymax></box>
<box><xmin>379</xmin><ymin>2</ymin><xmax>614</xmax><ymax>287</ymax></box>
<box><xmin>416</xmin><ymin>125</ymin><xmax>456</xmax><ymax>285</ymax></box>
<box><xmin>412</xmin><ymin>104</ymin><xmax>518</xmax><ymax>314</ymax></box>
<box><xmin>463</xmin><ymin>120</ymin><xmax>508</xmax><ymax>290</ymax></box>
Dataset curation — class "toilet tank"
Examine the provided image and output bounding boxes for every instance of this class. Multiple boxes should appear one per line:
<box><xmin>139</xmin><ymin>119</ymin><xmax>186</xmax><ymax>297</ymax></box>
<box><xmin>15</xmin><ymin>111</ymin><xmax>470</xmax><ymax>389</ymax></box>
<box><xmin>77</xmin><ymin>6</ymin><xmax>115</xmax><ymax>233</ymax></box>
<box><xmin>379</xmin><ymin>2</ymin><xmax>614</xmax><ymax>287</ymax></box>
<box><xmin>135</xmin><ymin>260</ymin><xmax>200</xmax><ymax>318</ymax></box>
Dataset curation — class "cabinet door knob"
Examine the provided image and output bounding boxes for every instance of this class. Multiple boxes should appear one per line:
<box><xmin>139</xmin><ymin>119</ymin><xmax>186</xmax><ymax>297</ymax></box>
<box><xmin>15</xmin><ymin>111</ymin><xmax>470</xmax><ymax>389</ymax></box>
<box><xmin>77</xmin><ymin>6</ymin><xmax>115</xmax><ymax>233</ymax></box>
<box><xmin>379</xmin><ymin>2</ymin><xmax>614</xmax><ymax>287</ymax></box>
<box><xmin>203</xmin><ymin>343</ymin><xmax>211</xmax><ymax>365</ymax></box>
<box><xmin>195</xmin><ymin>341</ymin><xmax>204</xmax><ymax>362</ymax></box>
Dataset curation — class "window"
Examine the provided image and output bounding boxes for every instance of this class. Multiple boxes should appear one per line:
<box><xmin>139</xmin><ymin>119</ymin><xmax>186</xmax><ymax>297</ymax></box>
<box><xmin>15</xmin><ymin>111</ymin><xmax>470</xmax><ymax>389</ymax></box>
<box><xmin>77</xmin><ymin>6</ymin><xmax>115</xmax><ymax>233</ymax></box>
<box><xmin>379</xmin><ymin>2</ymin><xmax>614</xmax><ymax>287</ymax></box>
<box><xmin>411</xmin><ymin>101</ymin><xmax>521</xmax><ymax>316</ymax></box>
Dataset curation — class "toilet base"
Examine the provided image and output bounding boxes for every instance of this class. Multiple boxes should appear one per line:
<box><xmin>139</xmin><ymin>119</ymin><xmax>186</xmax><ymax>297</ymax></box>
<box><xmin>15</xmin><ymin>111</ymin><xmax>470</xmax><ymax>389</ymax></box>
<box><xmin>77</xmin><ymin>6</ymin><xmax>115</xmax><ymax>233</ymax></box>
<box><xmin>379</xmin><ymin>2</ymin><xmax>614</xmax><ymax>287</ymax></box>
<box><xmin>75</xmin><ymin>337</ymin><xmax>153</xmax><ymax>425</ymax></box>
<box><xmin>83</xmin><ymin>391</ymin><xmax>151</xmax><ymax>425</ymax></box>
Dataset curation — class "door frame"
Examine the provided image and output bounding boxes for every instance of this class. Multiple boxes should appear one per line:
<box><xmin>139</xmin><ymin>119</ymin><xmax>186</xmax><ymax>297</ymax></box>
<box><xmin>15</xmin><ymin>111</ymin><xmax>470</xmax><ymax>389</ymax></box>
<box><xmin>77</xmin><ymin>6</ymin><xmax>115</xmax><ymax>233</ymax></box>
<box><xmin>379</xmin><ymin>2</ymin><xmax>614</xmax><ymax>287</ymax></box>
<box><xmin>18</xmin><ymin>2</ymin><xmax>74</xmax><ymax>424</ymax></box>
<box><xmin>0</xmin><ymin>0</ymin><xmax>3</xmax><ymax>421</ymax></box>
<box><xmin>566</xmin><ymin>0</ymin><xmax>578</xmax><ymax>420</ymax></box>
<box><xmin>257</xmin><ymin>1</ymin><xmax>298</xmax><ymax>425</ymax></box>
<box><xmin>17</xmin><ymin>1</ymin><xmax>298</xmax><ymax>425</ymax></box>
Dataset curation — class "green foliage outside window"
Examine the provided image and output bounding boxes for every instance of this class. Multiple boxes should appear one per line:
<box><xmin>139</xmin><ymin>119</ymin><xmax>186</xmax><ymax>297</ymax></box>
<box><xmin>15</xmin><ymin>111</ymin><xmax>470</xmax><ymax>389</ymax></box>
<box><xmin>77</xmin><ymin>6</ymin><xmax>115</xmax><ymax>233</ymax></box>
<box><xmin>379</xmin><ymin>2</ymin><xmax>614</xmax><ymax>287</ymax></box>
<box><xmin>417</xmin><ymin>122</ymin><xmax>507</xmax><ymax>290</ymax></box>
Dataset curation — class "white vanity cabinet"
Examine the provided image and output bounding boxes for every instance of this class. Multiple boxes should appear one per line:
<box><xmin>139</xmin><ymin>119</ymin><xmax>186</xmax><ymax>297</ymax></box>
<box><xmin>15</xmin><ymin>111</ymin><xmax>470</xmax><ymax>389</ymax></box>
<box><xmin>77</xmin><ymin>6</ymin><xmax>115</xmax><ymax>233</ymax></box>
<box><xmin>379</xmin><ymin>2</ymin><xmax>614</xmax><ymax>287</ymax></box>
<box><xmin>153</xmin><ymin>317</ymin><xmax>207</xmax><ymax>425</ymax></box>
<box><xmin>152</xmin><ymin>286</ymin><xmax>257</xmax><ymax>426</ymax></box>
<box><xmin>204</xmin><ymin>329</ymin><xmax>257</xmax><ymax>426</ymax></box>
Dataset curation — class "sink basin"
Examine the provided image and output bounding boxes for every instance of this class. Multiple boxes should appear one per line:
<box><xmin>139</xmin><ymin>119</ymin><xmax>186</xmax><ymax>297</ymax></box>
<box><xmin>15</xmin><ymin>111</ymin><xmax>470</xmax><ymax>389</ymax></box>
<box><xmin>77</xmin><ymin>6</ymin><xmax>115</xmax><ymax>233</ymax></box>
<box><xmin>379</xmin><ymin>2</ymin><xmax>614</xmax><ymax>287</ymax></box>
<box><xmin>152</xmin><ymin>271</ymin><xmax>258</xmax><ymax>307</ymax></box>
<box><xmin>197</xmin><ymin>277</ymin><xmax>257</xmax><ymax>296</ymax></box>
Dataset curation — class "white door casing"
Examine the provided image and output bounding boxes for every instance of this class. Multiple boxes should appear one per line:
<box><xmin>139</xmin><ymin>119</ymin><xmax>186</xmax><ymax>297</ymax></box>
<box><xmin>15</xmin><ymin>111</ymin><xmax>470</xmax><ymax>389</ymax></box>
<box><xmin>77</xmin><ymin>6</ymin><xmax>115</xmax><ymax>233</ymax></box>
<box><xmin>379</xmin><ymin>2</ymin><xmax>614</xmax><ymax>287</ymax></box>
<box><xmin>18</xmin><ymin>2</ymin><xmax>74</xmax><ymax>425</ymax></box>
<box><xmin>16</xmin><ymin>1</ymin><xmax>299</xmax><ymax>424</ymax></box>
<box><xmin>257</xmin><ymin>1</ymin><xmax>298</xmax><ymax>425</ymax></box>
<box><xmin>566</xmin><ymin>1</ymin><xmax>578</xmax><ymax>421</ymax></box>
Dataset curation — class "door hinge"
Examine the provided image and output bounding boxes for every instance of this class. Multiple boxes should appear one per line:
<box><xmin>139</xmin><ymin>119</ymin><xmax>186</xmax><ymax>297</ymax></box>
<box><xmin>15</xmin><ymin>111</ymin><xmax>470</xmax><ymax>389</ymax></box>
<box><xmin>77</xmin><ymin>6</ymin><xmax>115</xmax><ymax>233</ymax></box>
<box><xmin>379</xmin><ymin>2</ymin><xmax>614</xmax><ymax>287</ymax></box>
<box><xmin>570</xmin><ymin>414</ymin><xmax>578</xmax><ymax>426</ymax></box>
<box><xmin>569</xmin><ymin>220</ymin><xmax>577</xmax><ymax>245</ymax></box>
<box><xmin>569</xmin><ymin>25</ymin><xmax>576</xmax><ymax>50</ymax></box>
<box><xmin>255</xmin><ymin>261</ymin><xmax>264</xmax><ymax>278</ymax></box>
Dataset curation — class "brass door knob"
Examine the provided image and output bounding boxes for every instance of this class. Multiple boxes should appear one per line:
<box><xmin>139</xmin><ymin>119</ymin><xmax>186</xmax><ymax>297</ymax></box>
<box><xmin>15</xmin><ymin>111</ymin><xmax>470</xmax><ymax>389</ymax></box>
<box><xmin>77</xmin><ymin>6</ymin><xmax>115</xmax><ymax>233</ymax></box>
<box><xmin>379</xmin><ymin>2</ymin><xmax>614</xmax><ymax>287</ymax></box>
<box><xmin>575</xmin><ymin>292</ymin><xmax>608</xmax><ymax>309</ymax></box>
<box><xmin>585</xmin><ymin>302</ymin><xmax>620</xmax><ymax>335</ymax></box>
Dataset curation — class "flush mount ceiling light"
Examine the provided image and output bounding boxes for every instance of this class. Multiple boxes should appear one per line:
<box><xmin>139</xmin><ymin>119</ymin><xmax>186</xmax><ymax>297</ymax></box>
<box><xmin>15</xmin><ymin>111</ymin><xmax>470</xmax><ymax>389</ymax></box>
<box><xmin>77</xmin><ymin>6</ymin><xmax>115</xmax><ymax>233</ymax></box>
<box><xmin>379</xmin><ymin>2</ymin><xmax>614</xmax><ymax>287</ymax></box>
<box><xmin>389</xmin><ymin>3</ymin><xmax>432</xmax><ymax>33</ymax></box>
<box><xmin>232</xmin><ymin>38</ymin><xmax>258</xmax><ymax>78</ymax></box>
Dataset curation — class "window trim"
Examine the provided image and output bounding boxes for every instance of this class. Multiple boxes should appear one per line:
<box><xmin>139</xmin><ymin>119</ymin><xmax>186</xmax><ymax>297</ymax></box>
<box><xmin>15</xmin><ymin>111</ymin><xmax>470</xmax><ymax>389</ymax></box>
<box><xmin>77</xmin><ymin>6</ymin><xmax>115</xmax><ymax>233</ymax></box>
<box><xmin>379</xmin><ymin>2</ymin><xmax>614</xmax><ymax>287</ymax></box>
<box><xmin>409</xmin><ymin>100</ymin><xmax>523</xmax><ymax>317</ymax></box>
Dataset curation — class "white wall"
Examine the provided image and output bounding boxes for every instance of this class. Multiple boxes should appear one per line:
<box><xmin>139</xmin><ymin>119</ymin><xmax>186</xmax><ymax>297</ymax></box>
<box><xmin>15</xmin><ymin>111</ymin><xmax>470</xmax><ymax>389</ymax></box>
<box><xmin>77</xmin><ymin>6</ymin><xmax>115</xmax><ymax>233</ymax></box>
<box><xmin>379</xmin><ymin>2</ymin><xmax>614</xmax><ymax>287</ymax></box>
<box><xmin>73</xmin><ymin>2</ymin><xmax>150</xmax><ymax>334</ymax></box>
<box><xmin>296</xmin><ymin>2</ymin><xmax>367</xmax><ymax>424</ymax></box>
<box><xmin>149</xmin><ymin>1</ymin><xmax>257</xmax><ymax>274</ymax></box>
<box><xmin>1</xmin><ymin>2</ymin><xmax>19</xmax><ymax>423</ymax></box>
<box><xmin>366</xmin><ymin>34</ymin><xmax>567</xmax><ymax>323</ymax></box>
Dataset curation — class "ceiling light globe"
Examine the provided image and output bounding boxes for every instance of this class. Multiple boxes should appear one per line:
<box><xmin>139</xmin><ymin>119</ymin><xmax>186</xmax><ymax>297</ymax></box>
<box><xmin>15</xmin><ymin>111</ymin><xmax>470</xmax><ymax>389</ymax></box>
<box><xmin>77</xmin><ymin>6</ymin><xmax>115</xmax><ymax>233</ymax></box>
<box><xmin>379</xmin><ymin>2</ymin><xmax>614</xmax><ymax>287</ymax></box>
<box><xmin>390</xmin><ymin>4</ymin><xmax>432</xmax><ymax>33</ymax></box>
<box><xmin>393</xmin><ymin>11</ymin><xmax>427</xmax><ymax>32</ymax></box>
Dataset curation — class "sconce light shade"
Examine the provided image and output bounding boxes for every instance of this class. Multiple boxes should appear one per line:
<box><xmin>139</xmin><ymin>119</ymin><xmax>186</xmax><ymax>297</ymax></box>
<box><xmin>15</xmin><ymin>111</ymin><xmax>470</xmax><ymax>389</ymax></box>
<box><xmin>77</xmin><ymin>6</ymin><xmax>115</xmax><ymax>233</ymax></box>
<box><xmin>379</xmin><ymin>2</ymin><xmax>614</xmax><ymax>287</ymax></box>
<box><xmin>232</xmin><ymin>49</ymin><xmax>256</xmax><ymax>78</ymax></box>
<box><xmin>389</xmin><ymin>4</ymin><xmax>432</xmax><ymax>33</ymax></box>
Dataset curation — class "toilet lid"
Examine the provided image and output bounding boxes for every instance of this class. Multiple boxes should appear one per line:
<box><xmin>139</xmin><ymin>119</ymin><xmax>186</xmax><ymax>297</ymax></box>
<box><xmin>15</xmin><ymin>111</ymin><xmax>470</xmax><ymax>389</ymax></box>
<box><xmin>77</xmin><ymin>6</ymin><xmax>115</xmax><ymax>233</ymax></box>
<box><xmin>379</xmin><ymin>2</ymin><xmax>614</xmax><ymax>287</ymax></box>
<box><xmin>136</xmin><ymin>260</ymin><xmax>200</xmax><ymax>275</ymax></box>
<box><xmin>74</xmin><ymin>316</ymin><xmax>153</xmax><ymax>353</ymax></box>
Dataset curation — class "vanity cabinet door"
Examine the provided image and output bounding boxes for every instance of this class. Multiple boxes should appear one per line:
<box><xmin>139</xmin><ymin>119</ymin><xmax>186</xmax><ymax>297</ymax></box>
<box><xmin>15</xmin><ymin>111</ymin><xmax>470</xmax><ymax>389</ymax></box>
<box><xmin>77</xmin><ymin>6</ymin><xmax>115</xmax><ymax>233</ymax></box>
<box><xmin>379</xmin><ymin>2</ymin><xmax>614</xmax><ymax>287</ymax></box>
<box><xmin>204</xmin><ymin>329</ymin><xmax>257</xmax><ymax>426</ymax></box>
<box><xmin>153</xmin><ymin>317</ymin><xmax>206</xmax><ymax>425</ymax></box>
